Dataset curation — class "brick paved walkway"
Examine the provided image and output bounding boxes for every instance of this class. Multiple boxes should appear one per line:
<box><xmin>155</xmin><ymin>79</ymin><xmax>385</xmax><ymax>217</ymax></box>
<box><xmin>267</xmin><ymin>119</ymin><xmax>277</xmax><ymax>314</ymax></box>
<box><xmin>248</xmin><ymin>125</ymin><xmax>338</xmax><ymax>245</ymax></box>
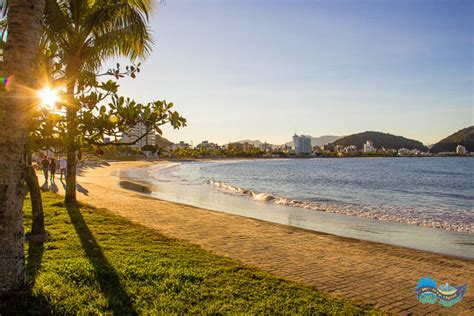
<box><xmin>50</xmin><ymin>162</ymin><xmax>473</xmax><ymax>315</ymax></box>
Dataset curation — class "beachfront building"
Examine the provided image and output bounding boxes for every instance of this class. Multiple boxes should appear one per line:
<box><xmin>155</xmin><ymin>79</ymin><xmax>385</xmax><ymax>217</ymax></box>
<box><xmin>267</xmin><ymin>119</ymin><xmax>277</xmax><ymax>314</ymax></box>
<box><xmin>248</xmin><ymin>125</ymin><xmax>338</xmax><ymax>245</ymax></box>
<box><xmin>322</xmin><ymin>144</ymin><xmax>335</xmax><ymax>153</ymax></box>
<box><xmin>170</xmin><ymin>141</ymin><xmax>191</xmax><ymax>151</ymax></box>
<box><xmin>334</xmin><ymin>145</ymin><xmax>344</xmax><ymax>153</ymax></box>
<box><xmin>259</xmin><ymin>142</ymin><xmax>272</xmax><ymax>152</ymax></box>
<box><xmin>228</xmin><ymin>142</ymin><xmax>255</xmax><ymax>152</ymax></box>
<box><xmin>344</xmin><ymin>145</ymin><xmax>358</xmax><ymax>154</ymax></box>
<box><xmin>398</xmin><ymin>148</ymin><xmax>410</xmax><ymax>156</ymax></box>
<box><xmin>293</xmin><ymin>134</ymin><xmax>312</xmax><ymax>154</ymax></box>
<box><xmin>175</xmin><ymin>141</ymin><xmax>191</xmax><ymax>149</ymax></box>
<box><xmin>242</xmin><ymin>142</ymin><xmax>253</xmax><ymax>152</ymax></box>
<box><xmin>272</xmin><ymin>144</ymin><xmax>292</xmax><ymax>153</ymax></box>
<box><xmin>382</xmin><ymin>147</ymin><xmax>397</xmax><ymax>154</ymax></box>
<box><xmin>121</xmin><ymin>122</ymin><xmax>156</xmax><ymax>148</ymax></box>
<box><xmin>456</xmin><ymin>145</ymin><xmax>467</xmax><ymax>155</ymax></box>
<box><xmin>196</xmin><ymin>140</ymin><xmax>219</xmax><ymax>150</ymax></box>
<box><xmin>363</xmin><ymin>140</ymin><xmax>376</xmax><ymax>153</ymax></box>
<box><xmin>410</xmin><ymin>149</ymin><xmax>421</xmax><ymax>156</ymax></box>
<box><xmin>312</xmin><ymin>145</ymin><xmax>322</xmax><ymax>154</ymax></box>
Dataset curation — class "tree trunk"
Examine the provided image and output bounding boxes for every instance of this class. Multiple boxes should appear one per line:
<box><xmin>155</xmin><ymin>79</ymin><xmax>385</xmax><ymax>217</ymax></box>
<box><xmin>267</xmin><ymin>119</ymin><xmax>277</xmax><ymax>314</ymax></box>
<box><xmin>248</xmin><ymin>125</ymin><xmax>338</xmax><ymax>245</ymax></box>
<box><xmin>65</xmin><ymin>139</ymin><xmax>77</xmax><ymax>204</ymax></box>
<box><xmin>65</xmin><ymin>80</ymin><xmax>78</xmax><ymax>204</ymax></box>
<box><xmin>25</xmin><ymin>152</ymin><xmax>46</xmax><ymax>240</ymax></box>
<box><xmin>24</xmin><ymin>166</ymin><xmax>46</xmax><ymax>241</ymax></box>
<box><xmin>0</xmin><ymin>0</ymin><xmax>45</xmax><ymax>295</ymax></box>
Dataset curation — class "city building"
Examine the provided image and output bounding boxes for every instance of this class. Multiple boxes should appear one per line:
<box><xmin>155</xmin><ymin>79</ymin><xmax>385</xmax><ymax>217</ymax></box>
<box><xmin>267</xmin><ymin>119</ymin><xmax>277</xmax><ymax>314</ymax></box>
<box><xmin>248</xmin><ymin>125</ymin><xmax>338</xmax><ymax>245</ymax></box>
<box><xmin>175</xmin><ymin>141</ymin><xmax>191</xmax><ymax>149</ymax></box>
<box><xmin>121</xmin><ymin>122</ymin><xmax>156</xmax><ymax>148</ymax></box>
<box><xmin>170</xmin><ymin>141</ymin><xmax>191</xmax><ymax>151</ymax></box>
<box><xmin>322</xmin><ymin>144</ymin><xmax>335</xmax><ymax>152</ymax></box>
<box><xmin>344</xmin><ymin>145</ymin><xmax>358</xmax><ymax>153</ymax></box>
<box><xmin>334</xmin><ymin>145</ymin><xmax>343</xmax><ymax>153</ymax></box>
<box><xmin>196</xmin><ymin>140</ymin><xmax>219</xmax><ymax>150</ymax></box>
<box><xmin>456</xmin><ymin>145</ymin><xmax>467</xmax><ymax>155</ymax></box>
<box><xmin>312</xmin><ymin>145</ymin><xmax>322</xmax><ymax>154</ymax></box>
<box><xmin>241</xmin><ymin>142</ymin><xmax>254</xmax><ymax>151</ymax></box>
<box><xmin>228</xmin><ymin>142</ymin><xmax>255</xmax><ymax>152</ymax></box>
<box><xmin>398</xmin><ymin>148</ymin><xmax>410</xmax><ymax>156</ymax></box>
<box><xmin>272</xmin><ymin>144</ymin><xmax>292</xmax><ymax>153</ymax></box>
<box><xmin>259</xmin><ymin>142</ymin><xmax>272</xmax><ymax>152</ymax></box>
<box><xmin>293</xmin><ymin>134</ymin><xmax>312</xmax><ymax>154</ymax></box>
<box><xmin>383</xmin><ymin>148</ymin><xmax>397</xmax><ymax>154</ymax></box>
<box><xmin>410</xmin><ymin>149</ymin><xmax>421</xmax><ymax>156</ymax></box>
<box><xmin>363</xmin><ymin>140</ymin><xmax>376</xmax><ymax>153</ymax></box>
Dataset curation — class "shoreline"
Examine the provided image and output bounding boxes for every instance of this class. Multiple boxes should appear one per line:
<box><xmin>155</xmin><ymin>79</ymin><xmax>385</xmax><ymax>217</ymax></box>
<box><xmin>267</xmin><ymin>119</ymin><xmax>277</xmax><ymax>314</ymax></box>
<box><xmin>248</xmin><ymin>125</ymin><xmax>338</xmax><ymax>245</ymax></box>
<box><xmin>118</xmin><ymin>158</ymin><xmax>473</xmax><ymax>238</ymax></box>
<box><xmin>119</xmin><ymin>178</ymin><xmax>474</xmax><ymax>261</ymax></box>
<box><xmin>49</xmin><ymin>159</ymin><xmax>473</xmax><ymax>314</ymax></box>
<box><xmin>82</xmin><ymin>159</ymin><xmax>473</xmax><ymax>255</ymax></box>
<box><xmin>100</xmin><ymin>155</ymin><xmax>474</xmax><ymax>163</ymax></box>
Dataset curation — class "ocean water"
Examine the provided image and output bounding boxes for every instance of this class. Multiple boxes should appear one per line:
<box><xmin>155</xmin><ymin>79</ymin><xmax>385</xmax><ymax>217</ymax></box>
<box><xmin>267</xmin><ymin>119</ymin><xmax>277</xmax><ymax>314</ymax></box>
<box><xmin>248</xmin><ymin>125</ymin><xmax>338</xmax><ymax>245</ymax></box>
<box><xmin>118</xmin><ymin>157</ymin><xmax>474</xmax><ymax>258</ymax></box>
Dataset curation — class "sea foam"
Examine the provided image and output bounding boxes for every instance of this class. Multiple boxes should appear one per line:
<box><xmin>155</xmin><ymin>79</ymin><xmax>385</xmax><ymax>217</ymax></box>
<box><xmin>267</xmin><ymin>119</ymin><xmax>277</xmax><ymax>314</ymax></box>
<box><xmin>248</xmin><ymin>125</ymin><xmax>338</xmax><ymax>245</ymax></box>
<box><xmin>208</xmin><ymin>180</ymin><xmax>474</xmax><ymax>234</ymax></box>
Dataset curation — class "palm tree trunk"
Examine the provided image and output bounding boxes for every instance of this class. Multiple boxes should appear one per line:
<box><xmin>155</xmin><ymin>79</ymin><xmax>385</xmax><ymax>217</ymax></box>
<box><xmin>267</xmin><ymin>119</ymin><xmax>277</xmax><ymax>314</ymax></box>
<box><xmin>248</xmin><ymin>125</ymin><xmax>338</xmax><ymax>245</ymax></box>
<box><xmin>0</xmin><ymin>0</ymin><xmax>45</xmax><ymax>295</ymax></box>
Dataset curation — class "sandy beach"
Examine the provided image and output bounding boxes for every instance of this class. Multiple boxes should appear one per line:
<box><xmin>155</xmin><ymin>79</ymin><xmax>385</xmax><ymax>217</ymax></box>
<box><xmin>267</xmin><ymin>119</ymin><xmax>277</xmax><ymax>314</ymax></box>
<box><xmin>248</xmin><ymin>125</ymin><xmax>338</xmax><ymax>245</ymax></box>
<box><xmin>48</xmin><ymin>160</ymin><xmax>473</xmax><ymax>315</ymax></box>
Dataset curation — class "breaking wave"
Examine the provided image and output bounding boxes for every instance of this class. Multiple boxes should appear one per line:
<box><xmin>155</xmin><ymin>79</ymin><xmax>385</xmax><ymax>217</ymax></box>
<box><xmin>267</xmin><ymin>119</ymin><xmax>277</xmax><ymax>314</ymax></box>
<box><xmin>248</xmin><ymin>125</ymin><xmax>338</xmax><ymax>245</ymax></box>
<box><xmin>208</xmin><ymin>180</ymin><xmax>474</xmax><ymax>234</ymax></box>
<box><xmin>147</xmin><ymin>162</ymin><xmax>182</xmax><ymax>181</ymax></box>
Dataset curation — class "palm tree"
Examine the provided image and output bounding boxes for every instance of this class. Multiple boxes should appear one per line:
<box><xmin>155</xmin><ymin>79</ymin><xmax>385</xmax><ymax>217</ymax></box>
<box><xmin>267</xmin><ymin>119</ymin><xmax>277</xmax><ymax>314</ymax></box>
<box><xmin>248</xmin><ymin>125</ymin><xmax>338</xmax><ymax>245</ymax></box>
<box><xmin>42</xmin><ymin>0</ymin><xmax>153</xmax><ymax>203</ymax></box>
<box><xmin>0</xmin><ymin>0</ymin><xmax>45</xmax><ymax>295</ymax></box>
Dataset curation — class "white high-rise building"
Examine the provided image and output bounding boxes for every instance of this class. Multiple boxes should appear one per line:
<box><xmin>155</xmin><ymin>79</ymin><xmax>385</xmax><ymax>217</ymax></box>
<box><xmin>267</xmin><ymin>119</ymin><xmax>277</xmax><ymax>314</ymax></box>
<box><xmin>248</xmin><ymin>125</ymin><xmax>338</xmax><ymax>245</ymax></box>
<box><xmin>293</xmin><ymin>134</ymin><xmax>312</xmax><ymax>154</ymax></box>
<box><xmin>121</xmin><ymin>122</ymin><xmax>156</xmax><ymax>148</ymax></box>
<box><xmin>456</xmin><ymin>145</ymin><xmax>467</xmax><ymax>155</ymax></box>
<box><xmin>363</xmin><ymin>140</ymin><xmax>376</xmax><ymax>153</ymax></box>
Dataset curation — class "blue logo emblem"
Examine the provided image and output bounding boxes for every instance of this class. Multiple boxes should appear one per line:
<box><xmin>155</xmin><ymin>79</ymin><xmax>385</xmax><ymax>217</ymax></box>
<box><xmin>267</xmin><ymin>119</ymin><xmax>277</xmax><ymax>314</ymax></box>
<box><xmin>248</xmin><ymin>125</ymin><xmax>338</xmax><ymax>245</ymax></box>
<box><xmin>415</xmin><ymin>277</ymin><xmax>468</xmax><ymax>307</ymax></box>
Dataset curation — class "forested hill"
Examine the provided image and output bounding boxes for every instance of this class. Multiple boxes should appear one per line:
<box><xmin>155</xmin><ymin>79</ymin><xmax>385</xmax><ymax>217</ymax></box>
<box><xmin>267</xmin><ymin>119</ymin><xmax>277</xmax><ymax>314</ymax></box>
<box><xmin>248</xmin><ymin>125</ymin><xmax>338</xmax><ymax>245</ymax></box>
<box><xmin>331</xmin><ymin>131</ymin><xmax>427</xmax><ymax>151</ymax></box>
<box><xmin>156</xmin><ymin>135</ymin><xmax>174</xmax><ymax>148</ymax></box>
<box><xmin>430</xmin><ymin>126</ymin><xmax>474</xmax><ymax>153</ymax></box>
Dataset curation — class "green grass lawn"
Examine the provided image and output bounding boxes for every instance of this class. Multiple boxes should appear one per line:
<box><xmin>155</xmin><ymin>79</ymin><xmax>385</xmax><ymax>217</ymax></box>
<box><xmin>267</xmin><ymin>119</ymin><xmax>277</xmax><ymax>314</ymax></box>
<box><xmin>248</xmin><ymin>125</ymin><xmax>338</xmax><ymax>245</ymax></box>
<box><xmin>1</xmin><ymin>192</ymin><xmax>377</xmax><ymax>315</ymax></box>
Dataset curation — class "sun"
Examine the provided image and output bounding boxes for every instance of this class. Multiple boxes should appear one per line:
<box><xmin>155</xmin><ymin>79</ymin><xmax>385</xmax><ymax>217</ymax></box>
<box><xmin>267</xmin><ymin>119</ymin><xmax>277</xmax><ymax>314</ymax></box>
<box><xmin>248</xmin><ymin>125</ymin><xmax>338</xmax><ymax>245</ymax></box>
<box><xmin>37</xmin><ymin>87</ymin><xmax>59</xmax><ymax>109</ymax></box>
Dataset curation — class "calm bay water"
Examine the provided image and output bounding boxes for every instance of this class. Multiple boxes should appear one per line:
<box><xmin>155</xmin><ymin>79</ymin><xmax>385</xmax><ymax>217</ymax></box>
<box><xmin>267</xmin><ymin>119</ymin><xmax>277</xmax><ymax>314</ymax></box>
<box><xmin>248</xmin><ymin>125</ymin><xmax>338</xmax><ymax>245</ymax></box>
<box><xmin>119</xmin><ymin>157</ymin><xmax>474</xmax><ymax>258</ymax></box>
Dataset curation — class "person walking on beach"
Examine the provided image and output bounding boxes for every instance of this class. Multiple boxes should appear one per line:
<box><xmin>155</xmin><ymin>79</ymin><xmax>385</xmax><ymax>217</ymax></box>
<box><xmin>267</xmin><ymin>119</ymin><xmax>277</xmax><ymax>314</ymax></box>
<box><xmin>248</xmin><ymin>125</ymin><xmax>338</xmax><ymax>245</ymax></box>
<box><xmin>59</xmin><ymin>157</ymin><xmax>67</xmax><ymax>181</ymax></box>
<box><xmin>49</xmin><ymin>158</ymin><xmax>57</xmax><ymax>182</ymax></box>
<box><xmin>41</xmin><ymin>157</ymin><xmax>50</xmax><ymax>182</ymax></box>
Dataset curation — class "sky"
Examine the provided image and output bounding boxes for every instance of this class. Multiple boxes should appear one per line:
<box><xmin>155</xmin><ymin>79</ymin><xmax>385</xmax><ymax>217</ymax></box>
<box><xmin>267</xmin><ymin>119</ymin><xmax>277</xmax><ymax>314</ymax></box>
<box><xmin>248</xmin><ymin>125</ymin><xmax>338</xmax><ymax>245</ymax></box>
<box><xmin>114</xmin><ymin>0</ymin><xmax>473</xmax><ymax>146</ymax></box>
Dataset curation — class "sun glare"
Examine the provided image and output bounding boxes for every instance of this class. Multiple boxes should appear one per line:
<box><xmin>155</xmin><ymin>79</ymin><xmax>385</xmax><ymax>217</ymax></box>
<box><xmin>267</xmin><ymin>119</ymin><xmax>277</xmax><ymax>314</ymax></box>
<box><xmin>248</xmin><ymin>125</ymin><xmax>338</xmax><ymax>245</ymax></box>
<box><xmin>38</xmin><ymin>87</ymin><xmax>59</xmax><ymax>109</ymax></box>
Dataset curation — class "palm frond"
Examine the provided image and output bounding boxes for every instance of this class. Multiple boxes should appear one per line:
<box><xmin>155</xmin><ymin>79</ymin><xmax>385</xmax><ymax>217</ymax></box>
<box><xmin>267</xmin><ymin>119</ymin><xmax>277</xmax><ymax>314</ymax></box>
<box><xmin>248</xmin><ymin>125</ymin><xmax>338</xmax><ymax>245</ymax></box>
<box><xmin>42</xmin><ymin>0</ymin><xmax>154</xmax><ymax>78</ymax></box>
<box><xmin>68</xmin><ymin>0</ymin><xmax>88</xmax><ymax>30</ymax></box>
<box><xmin>125</xmin><ymin>0</ymin><xmax>154</xmax><ymax>20</ymax></box>
<box><xmin>43</xmin><ymin>0</ymin><xmax>75</xmax><ymax>50</ymax></box>
<box><xmin>84</xmin><ymin>1</ymin><xmax>152</xmax><ymax>57</ymax></box>
<box><xmin>83</xmin><ymin>23</ymin><xmax>152</xmax><ymax>71</ymax></box>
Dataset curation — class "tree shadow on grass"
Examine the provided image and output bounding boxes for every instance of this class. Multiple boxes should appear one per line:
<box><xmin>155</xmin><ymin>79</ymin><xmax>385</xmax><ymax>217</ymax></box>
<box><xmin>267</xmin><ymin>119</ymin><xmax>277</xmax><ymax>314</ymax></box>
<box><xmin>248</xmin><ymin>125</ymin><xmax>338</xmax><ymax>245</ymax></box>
<box><xmin>66</xmin><ymin>204</ymin><xmax>137</xmax><ymax>315</ymax></box>
<box><xmin>0</xmin><ymin>241</ymin><xmax>48</xmax><ymax>315</ymax></box>
<box><xmin>26</xmin><ymin>240</ymin><xmax>45</xmax><ymax>287</ymax></box>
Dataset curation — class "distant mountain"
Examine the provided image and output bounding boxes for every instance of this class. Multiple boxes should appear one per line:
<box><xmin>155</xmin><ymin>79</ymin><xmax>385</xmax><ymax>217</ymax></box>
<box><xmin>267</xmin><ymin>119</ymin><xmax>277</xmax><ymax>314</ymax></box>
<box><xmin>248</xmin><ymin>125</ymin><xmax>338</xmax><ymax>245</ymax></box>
<box><xmin>331</xmin><ymin>131</ymin><xmax>427</xmax><ymax>151</ymax></box>
<box><xmin>285</xmin><ymin>135</ymin><xmax>341</xmax><ymax>147</ymax></box>
<box><xmin>233</xmin><ymin>139</ymin><xmax>266</xmax><ymax>146</ymax></box>
<box><xmin>231</xmin><ymin>139</ymin><xmax>275</xmax><ymax>147</ymax></box>
<box><xmin>430</xmin><ymin>126</ymin><xmax>474</xmax><ymax>153</ymax></box>
<box><xmin>156</xmin><ymin>135</ymin><xmax>174</xmax><ymax>148</ymax></box>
